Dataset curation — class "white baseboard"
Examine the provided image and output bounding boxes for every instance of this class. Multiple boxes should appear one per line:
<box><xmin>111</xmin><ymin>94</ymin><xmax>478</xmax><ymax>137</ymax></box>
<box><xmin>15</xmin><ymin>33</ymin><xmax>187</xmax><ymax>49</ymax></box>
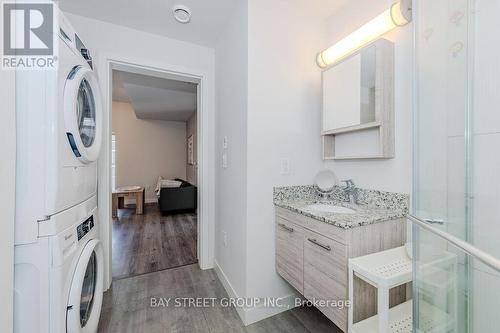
<box><xmin>213</xmin><ymin>260</ymin><xmax>298</xmax><ymax>326</ymax></box>
<box><xmin>243</xmin><ymin>293</ymin><xmax>298</xmax><ymax>326</ymax></box>
<box><xmin>213</xmin><ymin>260</ymin><xmax>247</xmax><ymax>322</ymax></box>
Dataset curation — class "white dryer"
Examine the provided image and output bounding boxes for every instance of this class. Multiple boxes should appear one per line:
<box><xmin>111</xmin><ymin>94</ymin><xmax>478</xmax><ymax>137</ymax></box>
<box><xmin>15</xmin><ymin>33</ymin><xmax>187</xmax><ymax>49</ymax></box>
<box><xmin>15</xmin><ymin>9</ymin><xmax>102</xmax><ymax>245</ymax></box>
<box><xmin>15</xmin><ymin>203</ymin><xmax>104</xmax><ymax>333</ymax></box>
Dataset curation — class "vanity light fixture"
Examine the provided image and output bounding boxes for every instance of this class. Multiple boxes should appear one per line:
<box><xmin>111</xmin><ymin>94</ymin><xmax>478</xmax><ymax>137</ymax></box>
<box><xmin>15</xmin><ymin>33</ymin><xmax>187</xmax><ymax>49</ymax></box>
<box><xmin>316</xmin><ymin>0</ymin><xmax>412</xmax><ymax>68</ymax></box>
<box><xmin>173</xmin><ymin>5</ymin><xmax>192</xmax><ymax>24</ymax></box>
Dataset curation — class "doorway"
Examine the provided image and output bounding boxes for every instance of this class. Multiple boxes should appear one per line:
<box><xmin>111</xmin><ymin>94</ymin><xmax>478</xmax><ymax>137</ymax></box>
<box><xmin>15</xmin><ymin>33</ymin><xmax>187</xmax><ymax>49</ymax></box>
<box><xmin>96</xmin><ymin>58</ymin><xmax>214</xmax><ymax>288</ymax></box>
<box><xmin>110</xmin><ymin>68</ymin><xmax>199</xmax><ymax>279</ymax></box>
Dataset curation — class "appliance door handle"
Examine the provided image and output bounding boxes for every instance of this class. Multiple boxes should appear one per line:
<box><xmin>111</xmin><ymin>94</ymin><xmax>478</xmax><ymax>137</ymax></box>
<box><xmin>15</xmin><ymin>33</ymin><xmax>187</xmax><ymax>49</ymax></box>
<box><xmin>278</xmin><ymin>223</ymin><xmax>294</xmax><ymax>233</ymax></box>
<box><xmin>307</xmin><ymin>238</ymin><xmax>332</xmax><ymax>251</ymax></box>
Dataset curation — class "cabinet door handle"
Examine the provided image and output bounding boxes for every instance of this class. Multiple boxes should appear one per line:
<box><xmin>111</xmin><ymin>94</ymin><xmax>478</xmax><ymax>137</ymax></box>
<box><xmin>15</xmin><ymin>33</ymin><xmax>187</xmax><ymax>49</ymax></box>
<box><xmin>278</xmin><ymin>223</ymin><xmax>294</xmax><ymax>233</ymax></box>
<box><xmin>307</xmin><ymin>238</ymin><xmax>331</xmax><ymax>251</ymax></box>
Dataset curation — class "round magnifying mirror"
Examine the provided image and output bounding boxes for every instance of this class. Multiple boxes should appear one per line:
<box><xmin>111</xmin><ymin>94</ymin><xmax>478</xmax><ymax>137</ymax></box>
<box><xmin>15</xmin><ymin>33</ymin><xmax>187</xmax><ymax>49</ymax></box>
<box><xmin>314</xmin><ymin>169</ymin><xmax>337</xmax><ymax>194</ymax></box>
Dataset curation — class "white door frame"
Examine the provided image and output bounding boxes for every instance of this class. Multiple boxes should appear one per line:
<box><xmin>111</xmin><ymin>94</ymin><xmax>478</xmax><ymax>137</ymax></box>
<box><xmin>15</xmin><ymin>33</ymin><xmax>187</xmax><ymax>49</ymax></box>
<box><xmin>97</xmin><ymin>54</ymin><xmax>215</xmax><ymax>289</ymax></box>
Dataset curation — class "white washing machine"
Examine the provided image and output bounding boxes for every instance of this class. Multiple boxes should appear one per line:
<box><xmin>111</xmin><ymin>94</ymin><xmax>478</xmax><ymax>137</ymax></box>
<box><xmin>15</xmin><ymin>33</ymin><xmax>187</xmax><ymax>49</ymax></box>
<box><xmin>15</xmin><ymin>8</ymin><xmax>103</xmax><ymax>245</ymax></box>
<box><xmin>14</xmin><ymin>8</ymin><xmax>105</xmax><ymax>333</ymax></box>
<box><xmin>15</xmin><ymin>202</ymin><xmax>104</xmax><ymax>333</ymax></box>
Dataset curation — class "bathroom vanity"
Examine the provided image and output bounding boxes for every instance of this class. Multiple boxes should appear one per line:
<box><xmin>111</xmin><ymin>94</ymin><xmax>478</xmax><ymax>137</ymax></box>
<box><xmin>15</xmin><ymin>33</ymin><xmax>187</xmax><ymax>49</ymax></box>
<box><xmin>274</xmin><ymin>185</ymin><xmax>408</xmax><ymax>331</ymax></box>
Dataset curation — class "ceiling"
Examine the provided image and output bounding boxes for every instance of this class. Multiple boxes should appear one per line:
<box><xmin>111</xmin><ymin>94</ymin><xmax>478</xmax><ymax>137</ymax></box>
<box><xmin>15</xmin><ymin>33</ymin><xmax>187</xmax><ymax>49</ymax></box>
<box><xmin>59</xmin><ymin>0</ymin><xmax>239</xmax><ymax>47</ymax></box>
<box><xmin>59</xmin><ymin>0</ymin><xmax>350</xmax><ymax>47</ymax></box>
<box><xmin>113</xmin><ymin>70</ymin><xmax>197</xmax><ymax>121</ymax></box>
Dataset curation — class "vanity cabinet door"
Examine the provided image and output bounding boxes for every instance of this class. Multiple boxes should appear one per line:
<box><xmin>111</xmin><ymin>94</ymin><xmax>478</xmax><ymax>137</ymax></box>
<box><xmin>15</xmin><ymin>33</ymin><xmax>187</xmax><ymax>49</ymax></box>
<box><xmin>275</xmin><ymin>217</ymin><xmax>304</xmax><ymax>294</ymax></box>
<box><xmin>303</xmin><ymin>230</ymin><xmax>348</xmax><ymax>331</ymax></box>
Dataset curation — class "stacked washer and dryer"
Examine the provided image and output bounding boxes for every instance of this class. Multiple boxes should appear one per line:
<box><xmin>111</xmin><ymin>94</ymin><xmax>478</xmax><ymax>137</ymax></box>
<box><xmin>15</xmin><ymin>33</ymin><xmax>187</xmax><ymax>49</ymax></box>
<box><xmin>14</xmin><ymin>9</ymin><xmax>104</xmax><ymax>333</ymax></box>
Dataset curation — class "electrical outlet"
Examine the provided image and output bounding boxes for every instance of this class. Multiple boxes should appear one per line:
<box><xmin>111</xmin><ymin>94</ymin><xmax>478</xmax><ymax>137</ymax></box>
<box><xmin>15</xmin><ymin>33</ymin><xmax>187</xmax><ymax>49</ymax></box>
<box><xmin>222</xmin><ymin>231</ymin><xmax>228</xmax><ymax>247</ymax></box>
<box><xmin>223</xmin><ymin>136</ymin><xmax>228</xmax><ymax>149</ymax></box>
<box><xmin>280</xmin><ymin>158</ymin><xmax>290</xmax><ymax>175</ymax></box>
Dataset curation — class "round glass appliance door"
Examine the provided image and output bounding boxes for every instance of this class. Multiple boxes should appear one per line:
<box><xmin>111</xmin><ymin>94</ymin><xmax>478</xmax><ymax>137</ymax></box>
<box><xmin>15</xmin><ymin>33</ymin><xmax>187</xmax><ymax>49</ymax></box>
<box><xmin>79</xmin><ymin>251</ymin><xmax>97</xmax><ymax>327</ymax></box>
<box><xmin>66</xmin><ymin>239</ymin><xmax>104</xmax><ymax>332</ymax></box>
<box><xmin>64</xmin><ymin>66</ymin><xmax>103</xmax><ymax>164</ymax></box>
<box><xmin>76</xmin><ymin>79</ymin><xmax>96</xmax><ymax>148</ymax></box>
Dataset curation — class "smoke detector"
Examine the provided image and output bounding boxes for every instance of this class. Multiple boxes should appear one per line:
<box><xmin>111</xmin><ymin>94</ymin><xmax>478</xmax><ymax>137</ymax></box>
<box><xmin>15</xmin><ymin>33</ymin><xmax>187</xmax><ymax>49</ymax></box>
<box><xmin>172</xmin><ymin>5</ymin><xmax>191</xmax><ymax>24</ymax></box>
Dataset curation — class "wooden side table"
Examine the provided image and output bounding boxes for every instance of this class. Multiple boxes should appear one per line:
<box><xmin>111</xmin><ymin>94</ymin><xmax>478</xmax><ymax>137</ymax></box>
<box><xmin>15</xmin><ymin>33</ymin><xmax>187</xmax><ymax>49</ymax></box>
<box><xmin>112</xmin><ymin>186</ymin><xmax>145</xmax><ymax>218</ymax></box>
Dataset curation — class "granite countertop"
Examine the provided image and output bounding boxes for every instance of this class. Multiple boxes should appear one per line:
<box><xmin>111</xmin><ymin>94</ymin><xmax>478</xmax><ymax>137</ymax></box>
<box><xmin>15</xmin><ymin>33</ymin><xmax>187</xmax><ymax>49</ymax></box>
<box><xmin>274</xmin><ymin>185</ymin><xmax>409</xmax><ymax>229</ymax></box>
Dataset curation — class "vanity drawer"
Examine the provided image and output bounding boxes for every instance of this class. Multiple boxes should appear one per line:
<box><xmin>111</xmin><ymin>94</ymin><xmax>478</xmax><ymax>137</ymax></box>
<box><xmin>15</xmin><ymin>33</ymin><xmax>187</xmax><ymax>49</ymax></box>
<box><xmin>275</xmin><ymin>206</ymin><xmax>346</xmax><ymax>244</ymax></box>
<box><xmin>276</xmin><ymin>217</ymin><xmax>304</xmax><ymax>293</ymax></box>
<box><xmin>304</xmin><ymin>230</ymin><xmax>348</xmax><ymax>331</ymax></box>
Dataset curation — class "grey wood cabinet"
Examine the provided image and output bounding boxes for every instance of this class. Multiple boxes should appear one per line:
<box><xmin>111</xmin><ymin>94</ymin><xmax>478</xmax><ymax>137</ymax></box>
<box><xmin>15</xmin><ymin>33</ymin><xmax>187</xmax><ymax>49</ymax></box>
<box><xmin>274</xmin><ymin>206</ymin><xmax>406</xmax><ymax>332</ymax></box>
<box><xmin>276</xmin><ymin>216</ymin><xmax>304</xmax><ymax>293</ymax></box>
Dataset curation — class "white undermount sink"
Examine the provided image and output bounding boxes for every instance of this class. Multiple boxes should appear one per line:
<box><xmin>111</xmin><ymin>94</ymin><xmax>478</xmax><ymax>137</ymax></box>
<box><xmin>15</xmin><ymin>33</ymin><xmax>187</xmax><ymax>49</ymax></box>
<box><xmin>305</xmin><ymin>203</ymin><xmax>356</xmax><ymax>214</ymax></box>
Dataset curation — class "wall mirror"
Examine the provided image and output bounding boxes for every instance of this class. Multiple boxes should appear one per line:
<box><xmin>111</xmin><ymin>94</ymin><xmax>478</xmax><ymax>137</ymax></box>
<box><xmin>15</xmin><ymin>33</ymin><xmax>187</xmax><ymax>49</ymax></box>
<box><xmin>323</xmin><ymin>44</ymin><xmax>376</xmax><ymax>131</ymax></box>
<box><xmin>322</xmin><ymin>38</ymin><xmax>395</xmax><ymax>160</ymax></box>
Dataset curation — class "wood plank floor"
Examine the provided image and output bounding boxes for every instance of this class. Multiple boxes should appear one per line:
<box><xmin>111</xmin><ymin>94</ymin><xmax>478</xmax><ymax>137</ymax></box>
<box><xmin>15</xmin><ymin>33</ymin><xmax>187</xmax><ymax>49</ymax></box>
<box><xmin>112</xmin><ymin>204</ymin><xmax>198</xmax><ymax>279</ymax></box>
<box><xmin>98</xmin><ymin>264</ymin><xmax>342</xmax><ymax>333</ymax></box>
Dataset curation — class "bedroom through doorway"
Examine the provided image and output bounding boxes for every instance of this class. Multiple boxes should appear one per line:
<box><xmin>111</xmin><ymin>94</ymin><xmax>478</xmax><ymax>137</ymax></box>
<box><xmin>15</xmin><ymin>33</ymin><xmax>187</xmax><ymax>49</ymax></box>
<box><xmin>110</xmin><ymin>68</ymin><xmax>199</xmax><ymax>280</ymax></box>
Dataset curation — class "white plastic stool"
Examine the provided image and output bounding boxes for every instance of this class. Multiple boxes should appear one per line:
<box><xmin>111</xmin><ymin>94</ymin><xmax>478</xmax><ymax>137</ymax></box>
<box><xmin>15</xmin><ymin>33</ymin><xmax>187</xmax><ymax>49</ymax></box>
<box><xmin>348</xmin><ymin>246</ymin><xmax>412</xmax><ymax>333</ymax></box>
<box><xmin>348</xmin><ymin>246</ymin><xmax>457</xmax><ymax>333</ymax></box>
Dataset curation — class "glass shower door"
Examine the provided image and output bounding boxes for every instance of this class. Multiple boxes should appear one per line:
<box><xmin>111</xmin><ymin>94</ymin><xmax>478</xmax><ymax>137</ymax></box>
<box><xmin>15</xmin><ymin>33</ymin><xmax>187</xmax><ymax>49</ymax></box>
<box><xmin>413</xmin><ymin>0</ymin><xmax>500</xmax><ymax>332</ymax></box>
<box><xmin>413</xmin><ymin>227</ymin><xmax>468</xmax><ymax>332</ymax></box>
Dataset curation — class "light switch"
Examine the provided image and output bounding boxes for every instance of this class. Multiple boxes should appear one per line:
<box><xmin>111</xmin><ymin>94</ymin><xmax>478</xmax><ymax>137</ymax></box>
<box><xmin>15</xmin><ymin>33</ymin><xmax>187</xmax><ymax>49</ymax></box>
<box><xmin>222</xmin><ymin>152</ymin><xmax>228</xmax><ymax>169</ymax></box>
<box><xmin>223</xmin><ymin>136</ymin><xmax>228</xmax><ymax>149</ymax></box>
<box><xmin>280</xmin><ymin>158</ymin><xmax>290</xmax><ymax>175</ymax></box>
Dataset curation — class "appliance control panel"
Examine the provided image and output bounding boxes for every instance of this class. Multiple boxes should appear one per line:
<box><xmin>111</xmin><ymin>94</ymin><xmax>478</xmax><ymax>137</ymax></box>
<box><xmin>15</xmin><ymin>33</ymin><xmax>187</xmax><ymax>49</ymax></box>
<box><xmin>75</xmin><ymin>33</ymin><xmax>93</xmax><ymax>69</ymax></box>
<box><xmin>77</xmin><ymin>215</ymin><xmax>94</xmax><ymax>241</ymax></box>
<box><xmin>58</xmin><ymin>26</ymin><xmax>94</xmax><ymax>70</ymax></box>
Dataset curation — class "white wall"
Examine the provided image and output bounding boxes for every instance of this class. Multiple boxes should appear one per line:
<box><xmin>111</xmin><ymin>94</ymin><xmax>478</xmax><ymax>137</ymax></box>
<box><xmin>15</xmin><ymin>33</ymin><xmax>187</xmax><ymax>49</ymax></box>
<box><xmin>323</xmin><ymin>0</ymin><xmax>413</xmax><ymax>195</ymax></box>
<box><xmin>64</xmin><ymin>12</ymin><xmax>216</xmax><ymax>288</ymax></box>
<box><xmin>245</xmin><ymin>0</ymin><xmax>326</xmax><ymax>322</ymax></box>
<box><xmin>216</xmin><ymin>0</ymin><xmax>328</xmax><ymax>324</ymax></box>
<box><xmin>186</xmin><ymin>112</ymin><xmax>197</xmax><ymax>185</ymax></box>
<box><xmin>112</xmin><ymin>102</ymin><xmax>187</xmax><ymax>202</ymax></box>
<box><xmin>0</xmin><ymin>65</ymin><xmax>15</xmax><ymax>333</ymax></box>
<box><xmin>214</xmin><ymin>0</ymin><xmax>249</xmax><ymax>309</ymax></box>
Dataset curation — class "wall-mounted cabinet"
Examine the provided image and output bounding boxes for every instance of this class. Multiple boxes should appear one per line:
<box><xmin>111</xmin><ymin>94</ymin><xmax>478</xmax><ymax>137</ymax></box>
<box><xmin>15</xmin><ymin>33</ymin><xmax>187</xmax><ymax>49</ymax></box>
<box><xmin>321</xmin><ymin>39</ymin><xmax>395</xmax><ymax>160</ymax></box>
<box><xmin>274</xmin><ymin>207</ymin><xmax>407</xmax><ymax>332</ymax></box>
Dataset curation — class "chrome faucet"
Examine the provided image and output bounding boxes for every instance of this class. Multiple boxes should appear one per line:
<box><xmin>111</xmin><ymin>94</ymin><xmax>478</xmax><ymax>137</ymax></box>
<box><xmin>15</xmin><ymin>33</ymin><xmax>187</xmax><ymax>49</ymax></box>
<box><xmin>341</xmin><ymin>179</ymin><xmax>357</xmax><ymax>205</ymax></box>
